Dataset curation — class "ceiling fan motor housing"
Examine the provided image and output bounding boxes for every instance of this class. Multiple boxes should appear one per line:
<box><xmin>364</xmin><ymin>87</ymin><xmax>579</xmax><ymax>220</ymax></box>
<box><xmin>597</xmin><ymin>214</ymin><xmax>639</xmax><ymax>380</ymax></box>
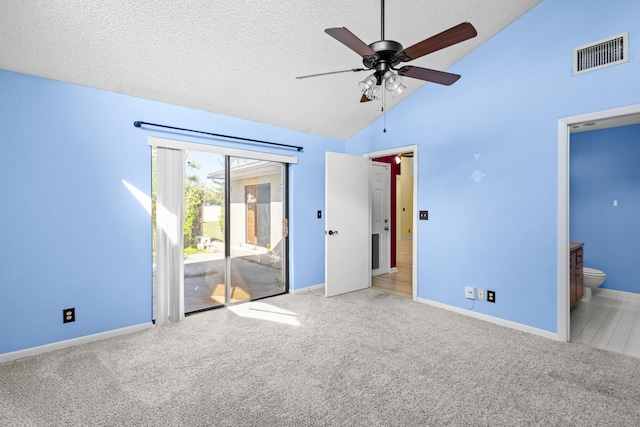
<box><xmin>364</xmin><ymin>40</ymin><xmax>404</xmax><ymax>71</ymax></box>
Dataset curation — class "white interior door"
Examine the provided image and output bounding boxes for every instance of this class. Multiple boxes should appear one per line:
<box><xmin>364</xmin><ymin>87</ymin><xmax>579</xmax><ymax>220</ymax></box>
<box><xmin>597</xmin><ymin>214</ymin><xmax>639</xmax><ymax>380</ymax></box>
<box><xmin>325</xmin><ymin>152</ymin><xmax>371</xmax><ymax>297</ymax></box>
<box><xmin>371</xmin><ymin>162</ymin><xmax>390</xmax><ymax>276</ymax></box>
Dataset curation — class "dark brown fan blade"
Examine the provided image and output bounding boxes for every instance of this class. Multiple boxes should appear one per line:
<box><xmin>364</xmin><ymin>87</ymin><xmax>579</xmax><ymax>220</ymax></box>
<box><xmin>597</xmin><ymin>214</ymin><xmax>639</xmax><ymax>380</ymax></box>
<box><xmin>396</xmin><ymin>22</ymin><xmax>477</xmax><ymax>62</ymax></box>
<box><xmin>397</xmin><ymin>66</ymin><xmax>461</xmax><ymax>86</ymax></box>
<box><xmin>325</xmin><ymin>27</ymin><xmax>379</xmax><ymax>59</ymax></box>
<box><xmin>360</xmin><ymin>94</ymin><xmax>372</xmax><ymax>103</ymax></box>
<box><xmin>296</xmin><ymin>68</ymin><xmax>367</xmax><ymax>80</ymax></box>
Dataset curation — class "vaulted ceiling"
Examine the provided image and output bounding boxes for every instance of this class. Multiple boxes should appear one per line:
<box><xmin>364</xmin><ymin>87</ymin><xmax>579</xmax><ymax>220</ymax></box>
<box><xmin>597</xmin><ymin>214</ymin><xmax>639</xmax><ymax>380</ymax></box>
<box><xmin>0</xmin><ymin>1</ymin><xmax>542</xmax><ymax>140</ymax></box>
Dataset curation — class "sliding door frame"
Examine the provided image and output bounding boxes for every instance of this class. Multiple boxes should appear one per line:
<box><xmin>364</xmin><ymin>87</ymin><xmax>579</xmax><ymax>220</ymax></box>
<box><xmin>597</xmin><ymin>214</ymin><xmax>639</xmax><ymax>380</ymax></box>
<box><xmin>150</xmin><ymin>137</ymin><xmax>296</xmax><ymax>318</ymax></box>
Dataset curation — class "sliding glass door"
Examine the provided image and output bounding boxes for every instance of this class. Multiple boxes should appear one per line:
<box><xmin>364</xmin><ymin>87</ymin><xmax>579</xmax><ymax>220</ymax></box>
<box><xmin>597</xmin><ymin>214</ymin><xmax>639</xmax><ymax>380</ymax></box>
<box><xmin>182</xmin><ymin>151</ymin><xmax>227</xmax><ymax>313</ymax></box>
<box><xmin>227</xmin><ymin>156</ymin><xmax>286</xmax><ymax>303</ymax></box>
<box><xmin>153</xmin><ymin>148</ymin><xmax>288</xmax><ymax>317</ymax></box>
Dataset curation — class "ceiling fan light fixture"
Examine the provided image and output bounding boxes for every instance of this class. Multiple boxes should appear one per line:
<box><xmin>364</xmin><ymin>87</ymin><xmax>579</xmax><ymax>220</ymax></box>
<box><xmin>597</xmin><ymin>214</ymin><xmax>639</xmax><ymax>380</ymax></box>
<box><xmin>390</xmin><ymin>83</ymin><xmax>406</xmax><ymax>97</ymax></box>
<box><xmin>383</xmin><ymin>71</ymin><xmax>402</xmax><ymax>91</ymax></box>
<box><xmin>359</xmin><ymin>74</ymin><xmax>377</xmax><ymax>93</ymax></box>
<box><xmin>366</xmin><ymin>84</ymin><xmax>382</xmax><ymax>100</ymax></box>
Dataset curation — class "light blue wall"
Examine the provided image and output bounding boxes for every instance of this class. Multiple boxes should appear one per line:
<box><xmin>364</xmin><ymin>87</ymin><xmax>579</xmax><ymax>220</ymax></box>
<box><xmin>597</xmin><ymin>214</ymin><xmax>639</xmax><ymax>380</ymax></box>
<box><xmin>347</xmin><ymin>0</ymin><xmax>640</xmax><ymax>332</ymax></box>
<box><xmin>0</xmin><ymin>70</ymin><xmax>341</xmax><ymax>355</ymax></box>
<box><xmin>570</xmin><ymin>124</ymin><xmax>640</xmax><ymax>294</ymax></box>
<box><xmin>3</xmin><ymin>0</ymin><xmax>640</xmax><ymax>355</ymax></box>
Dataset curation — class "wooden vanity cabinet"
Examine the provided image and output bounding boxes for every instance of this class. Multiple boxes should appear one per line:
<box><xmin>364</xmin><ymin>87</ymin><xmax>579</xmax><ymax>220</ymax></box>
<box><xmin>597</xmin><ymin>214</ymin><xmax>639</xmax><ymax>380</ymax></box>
<box><xmin>570</xmin><ymin>243</ymin><xmax>584</xmax><ymax>308</ymax></box>
<box><xmin>576</xmin><ymin>248</ymin><xmax>584</xmax><ymax>301</ymax></box>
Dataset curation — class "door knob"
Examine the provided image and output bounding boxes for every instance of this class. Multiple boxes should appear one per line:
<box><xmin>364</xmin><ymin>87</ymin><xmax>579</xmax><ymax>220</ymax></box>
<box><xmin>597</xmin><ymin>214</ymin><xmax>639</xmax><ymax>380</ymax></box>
<box><xmin>327</xmin><ymin>230</ymin><xmax>338</xmax><ymax>235</ymax></box>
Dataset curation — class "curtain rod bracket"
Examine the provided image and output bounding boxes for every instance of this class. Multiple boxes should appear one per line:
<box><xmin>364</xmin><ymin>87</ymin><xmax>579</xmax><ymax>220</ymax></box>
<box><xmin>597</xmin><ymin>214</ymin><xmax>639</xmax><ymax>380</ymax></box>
<box><xmin>133</xmin><ymin>121</ymin><xmax>303</xmax><ymax>152</ymax></box>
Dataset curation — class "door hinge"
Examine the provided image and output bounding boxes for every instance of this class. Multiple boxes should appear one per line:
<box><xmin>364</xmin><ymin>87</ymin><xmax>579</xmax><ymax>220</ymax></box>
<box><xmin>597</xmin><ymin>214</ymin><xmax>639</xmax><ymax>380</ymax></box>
<box><xmin>284</xmin><ymin>218</ymin><xmax>289</xmax><ymax>238</ymax></box>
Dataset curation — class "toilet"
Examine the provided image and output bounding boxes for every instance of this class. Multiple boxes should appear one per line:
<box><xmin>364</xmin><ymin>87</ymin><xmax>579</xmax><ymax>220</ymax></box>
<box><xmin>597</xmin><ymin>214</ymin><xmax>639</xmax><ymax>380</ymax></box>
<box><xmin>582</xmin><ymin>267</ymin><xmax>606</xmax><ymax>302</ymax></box>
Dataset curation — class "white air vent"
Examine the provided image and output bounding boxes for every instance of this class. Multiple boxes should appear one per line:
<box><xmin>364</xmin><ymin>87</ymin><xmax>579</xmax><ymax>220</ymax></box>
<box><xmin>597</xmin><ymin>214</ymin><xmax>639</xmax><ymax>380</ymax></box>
<box><xmin>573</xmin><ymin>32</ymin><xmax>628</xmax><ymax>75</ymax></box>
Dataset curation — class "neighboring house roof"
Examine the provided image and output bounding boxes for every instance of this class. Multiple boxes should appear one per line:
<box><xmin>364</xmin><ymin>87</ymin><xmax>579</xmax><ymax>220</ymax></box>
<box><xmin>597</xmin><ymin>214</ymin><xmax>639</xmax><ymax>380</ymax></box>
<box><xmin>208</xmin><ymin>160</ymin><xmax>282</xmax><ymax>181</ymax></box>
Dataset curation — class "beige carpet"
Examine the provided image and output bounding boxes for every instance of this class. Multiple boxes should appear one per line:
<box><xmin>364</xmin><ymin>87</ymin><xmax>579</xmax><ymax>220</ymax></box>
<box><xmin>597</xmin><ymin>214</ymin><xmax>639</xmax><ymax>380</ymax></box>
<box><xmin>2</xmin><ymin>288</ymin><xmax>640</xmax><ymax>426</ymax></box>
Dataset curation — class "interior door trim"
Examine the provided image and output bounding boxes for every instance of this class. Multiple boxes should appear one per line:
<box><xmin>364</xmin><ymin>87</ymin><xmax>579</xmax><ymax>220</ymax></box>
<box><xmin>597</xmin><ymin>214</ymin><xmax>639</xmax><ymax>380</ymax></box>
<box><xmin>365</xmin><ymin>145</ymin><xmax>418</xmax><ymax>301</ymax></box>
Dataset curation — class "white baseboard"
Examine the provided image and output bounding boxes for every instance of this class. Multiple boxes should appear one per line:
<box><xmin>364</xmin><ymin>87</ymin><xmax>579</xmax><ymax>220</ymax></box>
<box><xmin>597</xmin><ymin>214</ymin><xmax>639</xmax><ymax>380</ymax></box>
<box><xmin>389</xmin><ymin>267</ymin><xmax>398</xmax><ymax>273</ymax></box>
<box><xmin>417</xmin><ymin>298</ymin><xmax>559</xmax><ymax>341</ymax></box>
<box><xmin>0</xmin><ymin>322</ymin><xmax>153</xmax><ymax>363</ymax></box>
<box><xmin>596</xmin><ymin>288</ymin><xmax>640</xmax><ymax>302</ymax></box>
<box><xmin>290</xmin><ymin>283</ymin><xmax>325</xmax><ymax>294</ymax></box>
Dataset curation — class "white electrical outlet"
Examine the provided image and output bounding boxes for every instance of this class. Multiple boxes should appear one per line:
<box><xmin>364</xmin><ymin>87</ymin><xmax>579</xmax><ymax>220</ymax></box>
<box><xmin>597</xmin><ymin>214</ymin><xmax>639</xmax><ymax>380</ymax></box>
<box><xmin>477</xmin><ymin>289</ymin><xmax>484</xmax><ymax>300</ymax></box>
<box><xmin>465</xmin><ymin>287</ymin><xmax>475</xmax><ymax>299</ymax></box>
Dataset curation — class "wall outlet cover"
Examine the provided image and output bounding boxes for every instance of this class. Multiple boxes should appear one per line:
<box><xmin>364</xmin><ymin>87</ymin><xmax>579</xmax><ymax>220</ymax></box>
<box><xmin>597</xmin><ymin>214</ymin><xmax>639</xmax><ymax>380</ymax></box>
<box><xmin>487</xmin><ymin>290</ymin><xmax>496</xmax><ymax>303</ymax></box>
<box><xmin>465</xmin><ymin>287</ymin><xmax>475</xmax><ymax>299</ymax></box>
<box><xmin>477</xmin><ymin>289</ymin><xmax>484</xmax><ymax>300</ymax></box>
<box><xmin>63</xmin><ymin>307</ymin><xmax>75</xmax><ymax>323</ymax></box>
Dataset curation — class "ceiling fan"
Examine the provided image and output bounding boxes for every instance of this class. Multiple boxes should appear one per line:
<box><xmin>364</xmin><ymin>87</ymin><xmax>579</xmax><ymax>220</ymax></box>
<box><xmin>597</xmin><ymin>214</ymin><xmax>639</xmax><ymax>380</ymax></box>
<box><xmin>296</xmin><ymin>0</ymin><xmax>477</xmax><ymax>103</ymax></box>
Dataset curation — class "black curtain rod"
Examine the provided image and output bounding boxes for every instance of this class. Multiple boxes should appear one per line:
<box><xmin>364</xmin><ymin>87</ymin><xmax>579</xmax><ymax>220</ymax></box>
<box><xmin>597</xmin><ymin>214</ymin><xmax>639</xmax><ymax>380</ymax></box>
<box><xmin>133</xmin><ymin>121</ymin><xmax>303</xmax><ymax>152</ymax></box>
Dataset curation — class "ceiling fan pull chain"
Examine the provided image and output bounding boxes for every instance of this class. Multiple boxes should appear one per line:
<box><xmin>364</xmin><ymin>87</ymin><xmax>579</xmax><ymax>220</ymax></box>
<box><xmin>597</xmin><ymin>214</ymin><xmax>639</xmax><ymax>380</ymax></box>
<box><xmin>382</xmin><ymin>89</ymin><xmax>387</xmax><ymax>133</ymax></box>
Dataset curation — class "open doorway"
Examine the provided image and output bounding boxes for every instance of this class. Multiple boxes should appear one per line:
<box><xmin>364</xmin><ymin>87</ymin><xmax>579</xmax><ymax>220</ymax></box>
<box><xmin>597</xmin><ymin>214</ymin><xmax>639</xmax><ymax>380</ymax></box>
<box><xmin>367</xmin><ymin>146</ymin><xmax>418</xmax><ymax>300</ymax></box>
<box><xmin>558</xmin><ymin>104</ymin><xmax>640</xmax><ymax>344</ymax></box>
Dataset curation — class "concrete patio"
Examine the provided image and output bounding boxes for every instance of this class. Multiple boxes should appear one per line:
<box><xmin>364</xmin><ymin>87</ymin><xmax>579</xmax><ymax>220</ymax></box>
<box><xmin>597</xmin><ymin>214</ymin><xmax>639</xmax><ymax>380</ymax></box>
<box><xmin>183</xmin><ymin>241</ymin><xmax>284</xmax><ymax>312</ymax></box>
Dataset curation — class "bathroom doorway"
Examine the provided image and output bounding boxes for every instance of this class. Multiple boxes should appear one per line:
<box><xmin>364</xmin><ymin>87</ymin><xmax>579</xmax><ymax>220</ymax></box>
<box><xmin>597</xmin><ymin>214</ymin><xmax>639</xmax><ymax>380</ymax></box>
<box><xmin>558</xmin><ymin>104</ymin><xmax>640</xmax><ymax>347</ymax></box>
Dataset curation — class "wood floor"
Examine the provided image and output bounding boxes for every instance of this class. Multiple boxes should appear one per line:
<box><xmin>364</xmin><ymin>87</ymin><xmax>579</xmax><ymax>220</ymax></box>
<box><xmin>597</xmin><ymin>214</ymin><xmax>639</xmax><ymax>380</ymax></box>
<box><xmin>371</xmin><ymin>239</ymin><xmax>412</xmax><ymax>298</ymax></box>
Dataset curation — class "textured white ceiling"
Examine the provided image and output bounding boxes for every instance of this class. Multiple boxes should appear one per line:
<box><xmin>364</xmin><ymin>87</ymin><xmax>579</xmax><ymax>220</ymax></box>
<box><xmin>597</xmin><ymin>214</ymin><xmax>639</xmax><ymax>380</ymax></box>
<box><xmin>0</xmin><ymin>0</ymin><xmax>541</xmax><ymax>140</ymax></box>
